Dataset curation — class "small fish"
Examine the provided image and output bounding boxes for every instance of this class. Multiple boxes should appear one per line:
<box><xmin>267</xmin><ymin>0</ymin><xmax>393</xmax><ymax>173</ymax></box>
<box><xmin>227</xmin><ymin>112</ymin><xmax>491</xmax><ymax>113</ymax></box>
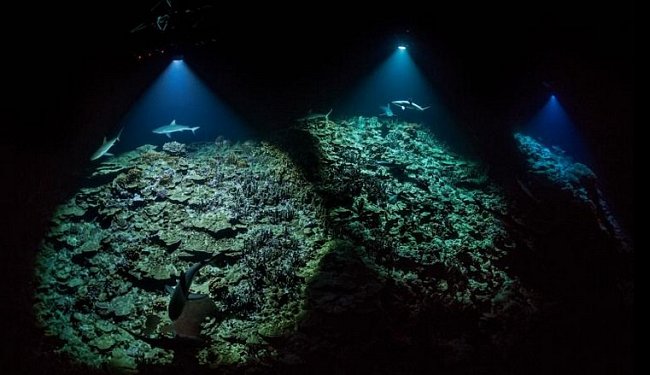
<box><xmin>379</xmin><ymin>103</ymin><xmax>394</xmax><ymax>117</ymax></box>
<box><xmin>90</xmin><ymin>128</ymin><xmax>123</xmax><ymax>160</ymax></box>
<box><xmin>391</xmin><ymin>100</ymin><xmax>430</xmax><ymax>111</ymax></box>
<box><xmin>153</xmin><ymin>119</ymin><xmax>199</xmax><ymax>138</ymax></box>
<box><xmin>297</xmin><ymin>109</ymin><xmax>333</xmax><ymax>122</ymax></box>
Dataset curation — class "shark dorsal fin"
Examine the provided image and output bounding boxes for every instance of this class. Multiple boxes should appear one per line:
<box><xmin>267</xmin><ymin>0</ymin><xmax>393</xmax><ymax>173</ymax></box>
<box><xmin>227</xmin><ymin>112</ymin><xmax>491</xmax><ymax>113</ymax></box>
<box><xmin>171</xmin><ymin>119</ymin><xmax>176</xmax><ymax>125</ymax></box>
<box><xmin>103</xmin><ymin>136</ymin><xmax>106</xmax><ymax>143</ymax></box>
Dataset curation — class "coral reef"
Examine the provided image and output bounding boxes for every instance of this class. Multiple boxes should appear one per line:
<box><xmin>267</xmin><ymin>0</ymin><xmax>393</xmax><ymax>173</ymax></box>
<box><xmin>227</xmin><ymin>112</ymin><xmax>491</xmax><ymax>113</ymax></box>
<box><xmin>36</xmin><ymin>140</ymin><xmax>327</xmax><ymax>371</ymax></box>
<box><xmin>514</xmin><ymin>133</ymin><xmax>630</xmax><ymax>250</ymax></box>
<box><xmin>268</xmin><ymin>117</ymin><xmax>538</xmax><ymax>373</ymax></box>
<box><xmin>162</xmin><ymin>141</ymin><xmax>187</xmax><ymax>156</ymax></box>
<box><xmin>33</xmin><ymin>119</ymin><xmax>631</xmax><ymax>374</ymax></box>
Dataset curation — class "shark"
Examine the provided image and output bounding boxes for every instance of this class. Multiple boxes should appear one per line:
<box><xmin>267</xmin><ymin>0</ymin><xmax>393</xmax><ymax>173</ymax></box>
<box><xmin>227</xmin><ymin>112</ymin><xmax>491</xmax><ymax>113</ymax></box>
<box><xmin>152</xmin><ymin>120</ymin><xmax>199</xmax><ymax>138</ymax></box>
<box><xmin>297</xmin><ymin>109</ymin><xmax>333</xmax><ymax>122</ymax></box>
<box><xmin>166</xmin><ymin>255</ymin><xmax>218</xmax><ymax>321</ymax></box>
<box><xmin>90</xmin><ymin>128</ymin><xmax>123</xmax><ymax>161</ymax></box>
<box><xmin>391</xmin><ymin>100</ymin><xmax>430</xmax><ymax>111</ymax></box>
<box><xmin>379</xmin><ymin>103</ymin><xmax>394</xmax><ymax>117</ymax></box>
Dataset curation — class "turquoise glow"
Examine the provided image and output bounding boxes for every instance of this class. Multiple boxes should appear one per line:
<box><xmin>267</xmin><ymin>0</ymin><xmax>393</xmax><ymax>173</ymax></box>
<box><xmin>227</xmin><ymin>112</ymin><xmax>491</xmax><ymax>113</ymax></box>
<box><xmin>341</xmin><ymin>44</ymin><xmax>460</xmax><ymax>147</ymax></box>
<box><xmin>116</xmin><ymin>60</ymin><xmax>249</xmax><ymax>151</ymax></box>
<box><xmin>522</xmin><ymin>95</ymin><xmax>591</xmax><ymax>164</ymax></box>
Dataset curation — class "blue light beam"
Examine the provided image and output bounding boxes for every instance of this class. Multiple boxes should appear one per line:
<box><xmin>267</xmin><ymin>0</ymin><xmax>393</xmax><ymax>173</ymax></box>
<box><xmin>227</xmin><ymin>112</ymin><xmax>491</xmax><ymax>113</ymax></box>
<box><xmin>341</xmin><ymin>46</ymin><xmax>460</xmax><ymax>146</ymax></box>
<box><xmin>117</xmin><ymin>60</ymin><xmax>249</xmax><ymax>151</ymax></box>
<box><xmin>521</xmin><ymin>95</ymin><xmax>591</xmax><ymax>164</ymax></box>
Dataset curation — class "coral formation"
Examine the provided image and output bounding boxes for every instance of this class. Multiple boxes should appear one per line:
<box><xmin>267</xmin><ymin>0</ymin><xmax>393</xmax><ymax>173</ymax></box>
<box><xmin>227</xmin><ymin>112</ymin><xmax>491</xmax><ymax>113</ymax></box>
<box><xmin>34</xmin><ymin>119</ymin><xmax>631</xmax><ymax>373</ymax></box>
<box><xmin>162</xmin><ymin>141</ymin><xmax>187</xmax><ymax>156</ymax></box>
<box><xmin>36</xmin><ymin>140</ymin><xmax>326</xmax><ymax>370</ymax></box>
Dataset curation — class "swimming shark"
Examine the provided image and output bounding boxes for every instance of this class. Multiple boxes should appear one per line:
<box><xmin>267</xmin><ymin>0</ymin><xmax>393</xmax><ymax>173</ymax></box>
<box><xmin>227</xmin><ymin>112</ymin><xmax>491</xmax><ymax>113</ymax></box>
<box><xmin>297</xmin><ymin>109</ymin><xmax>333</xmax><ymax>122</ymax></box>
<box><xmin>90</xmin><ymin>128</ymin><xmax>123</xmax><ymax>161</ymax></box>
<box><xmin>166</xmin><ymin>255</ymin><xmax>218</xmax><ymax>321</ymax></box>
<box><xmin>153</xmin><ymin>120</ymin><xmax>200</xmax><ymax>138</ymax></box>
<box><xmin>391</xmin><ymin>100</ymin><xmax>430</xmax><ymax>111</ymax></box>
<box><xmin>379</xmin><ymin>103</ymin><xmax>394</xmax><ymax>117</ymax></box>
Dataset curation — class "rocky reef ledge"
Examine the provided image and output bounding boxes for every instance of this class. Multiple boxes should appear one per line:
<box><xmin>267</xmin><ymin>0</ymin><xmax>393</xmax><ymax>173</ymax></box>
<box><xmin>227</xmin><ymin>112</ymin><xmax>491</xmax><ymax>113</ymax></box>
<box><xmin>34</xmin><ymin>118</ymin><xmax>632</xmax><ymax>374</ymax></box>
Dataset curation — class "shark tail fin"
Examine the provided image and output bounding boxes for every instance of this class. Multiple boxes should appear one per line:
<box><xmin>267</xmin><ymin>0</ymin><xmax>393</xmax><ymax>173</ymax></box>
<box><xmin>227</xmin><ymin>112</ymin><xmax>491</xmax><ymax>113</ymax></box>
<box><xmin>116</xmin><ymin>127</ymin><xmax>124</xmax><ymax>141</ymax></box>
<box><xmin>325</xmin><ymin>108</ymin><xmax>333</xmax><ymax>122</ymax></box>
<box><xmin>191</xmin><ymin>127</ymin><xmax>200</xmax><ymax>134</ymax></box>
<box><xmin>421</xmin><ymin>106</ymin><xmax>431</xmax><ymax>111</ymax></box>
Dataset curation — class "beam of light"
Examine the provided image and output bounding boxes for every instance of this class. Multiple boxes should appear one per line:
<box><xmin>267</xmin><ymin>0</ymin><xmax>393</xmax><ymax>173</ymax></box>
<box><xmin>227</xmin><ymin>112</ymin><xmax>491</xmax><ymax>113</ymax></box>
<box><xmin>340</xmin><ymin>44</ymin><xmax>461</xmax><ymax>148</ymax></box>
<box><xmin>116</xmin><ymin>60</ymin><xmax>250</xmax><ymax>151</ymax></box>
<box><xmin>520</xmin><ymin>94</ymin><xmax>591</xmax><ymax>164</ymax></box>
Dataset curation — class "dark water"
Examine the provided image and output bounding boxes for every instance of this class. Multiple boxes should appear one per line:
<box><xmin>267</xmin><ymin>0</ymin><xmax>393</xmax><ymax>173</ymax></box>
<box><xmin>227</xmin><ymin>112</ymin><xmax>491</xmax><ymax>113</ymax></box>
<box><xmin>4</xmin><ymin>5</ymin><xmax>633</xmax><ymax>374</ymax></box>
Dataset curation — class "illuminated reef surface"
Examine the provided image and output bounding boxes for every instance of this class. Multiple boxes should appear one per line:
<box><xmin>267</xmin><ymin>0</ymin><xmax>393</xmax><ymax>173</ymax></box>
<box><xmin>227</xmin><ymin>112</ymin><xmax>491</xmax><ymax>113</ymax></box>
<box><xmin>34</xmin><ymin>117</ymin><xmax>632</xmax><ymax>374</ymax></box>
